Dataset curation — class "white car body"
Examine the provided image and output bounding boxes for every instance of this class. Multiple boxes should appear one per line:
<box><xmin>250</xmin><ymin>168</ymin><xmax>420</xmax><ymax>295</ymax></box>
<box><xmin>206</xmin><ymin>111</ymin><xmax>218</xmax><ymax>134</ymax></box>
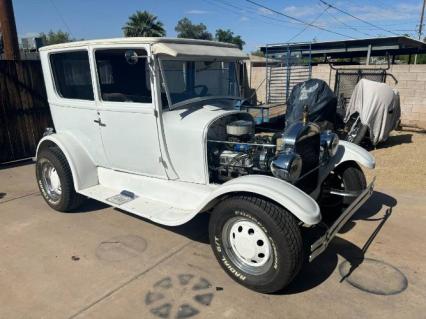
<box><xmin>36</xmin><ymin>37</ymin><xmax>375</xmax><ymax>228</ymax></box>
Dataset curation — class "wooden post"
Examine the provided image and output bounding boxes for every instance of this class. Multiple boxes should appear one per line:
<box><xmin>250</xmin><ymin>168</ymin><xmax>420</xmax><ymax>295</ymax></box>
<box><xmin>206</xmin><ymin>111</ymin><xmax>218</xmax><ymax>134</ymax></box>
<box><xmin>0</xmin><ymin>0</ymin><xmax>20</xmax><ymax>60</ymax></box>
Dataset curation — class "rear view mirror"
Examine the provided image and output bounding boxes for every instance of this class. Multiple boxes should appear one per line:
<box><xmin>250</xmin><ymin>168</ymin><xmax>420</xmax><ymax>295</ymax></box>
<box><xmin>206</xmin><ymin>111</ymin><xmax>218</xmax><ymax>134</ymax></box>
<box><xmin>125</xmin><ymin>50</ymin><xmax>139</xmax><ymax>65</ymax></box>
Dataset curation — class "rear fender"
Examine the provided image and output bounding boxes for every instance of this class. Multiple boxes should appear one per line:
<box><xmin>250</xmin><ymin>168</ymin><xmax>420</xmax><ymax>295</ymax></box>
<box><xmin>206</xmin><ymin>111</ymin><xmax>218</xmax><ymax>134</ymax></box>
<box><xmin>36</xmin><ymin>133</ymin><xmax>98</xmax><ymax>191</ymax></box>
<box><xmin>199</xmin><ymin>175</ymin><xmax>321</xmax><ymax>226</ymax></box>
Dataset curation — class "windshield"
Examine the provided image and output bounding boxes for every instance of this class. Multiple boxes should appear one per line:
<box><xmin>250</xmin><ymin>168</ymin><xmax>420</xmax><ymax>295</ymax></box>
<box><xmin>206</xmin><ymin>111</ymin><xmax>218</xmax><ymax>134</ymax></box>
<box><xmin>159</xmin><ymin>60</ymin><xmax>240</xmax><ymax>109</ymax></box>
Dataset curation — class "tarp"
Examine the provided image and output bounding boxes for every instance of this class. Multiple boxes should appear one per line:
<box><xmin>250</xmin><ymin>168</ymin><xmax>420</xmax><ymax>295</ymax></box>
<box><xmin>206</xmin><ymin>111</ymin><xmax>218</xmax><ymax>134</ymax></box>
<box><xmin>286</xmin><ymin>79</ymin><xmax>337</xmax><ymax>130</ymax></box>
<box><xmin>345</xmin><ymin>79</ymin><xmax>401</xmax><ymax>145</ymax></box>
<box><xmin>151</xmin><ymin>43</ymin><xmax>248</xmax><ymax>60</ymax></box>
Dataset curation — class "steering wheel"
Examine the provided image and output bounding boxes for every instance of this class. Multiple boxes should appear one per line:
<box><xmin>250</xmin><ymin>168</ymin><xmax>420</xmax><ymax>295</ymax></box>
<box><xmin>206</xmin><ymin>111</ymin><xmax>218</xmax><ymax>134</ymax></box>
<box><xmin>193</xmin><ymin>85</ymin><xmax>208</xmax><ymax>96</ymax></box>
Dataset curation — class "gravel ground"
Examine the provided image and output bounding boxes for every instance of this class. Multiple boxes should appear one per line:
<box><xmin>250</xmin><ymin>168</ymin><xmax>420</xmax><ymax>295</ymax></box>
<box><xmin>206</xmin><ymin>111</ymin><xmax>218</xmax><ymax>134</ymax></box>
<box><xmin>363</xmin><ymin>130</ymin><xmax>426</xmax><ymax>192</ymax></box>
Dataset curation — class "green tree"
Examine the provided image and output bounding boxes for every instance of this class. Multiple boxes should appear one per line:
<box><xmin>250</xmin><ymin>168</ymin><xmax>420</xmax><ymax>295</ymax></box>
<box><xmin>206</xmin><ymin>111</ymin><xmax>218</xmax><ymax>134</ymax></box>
<box><xmin>175</xmin><ymin>18</ymin><xmax>212</xmax><ymax>40</ymax></box>
<box><xmin>122</xmin><ymin>10</ymin><xmax>166</xmax><ymax>37</ymax></box>
<box><xmin>250</xmin><ymin>49</ymin><xmax>264</xmax><ymax>57</ymax></box>
<box><xmin>215</xmin><ymin>29</ymin><xmax>245</xmax><ymax>49</ymax></box>
<box><xmin>39</xmin><ymin>30</ymin><xmax>74</xmax><ymax>45</ymax></box>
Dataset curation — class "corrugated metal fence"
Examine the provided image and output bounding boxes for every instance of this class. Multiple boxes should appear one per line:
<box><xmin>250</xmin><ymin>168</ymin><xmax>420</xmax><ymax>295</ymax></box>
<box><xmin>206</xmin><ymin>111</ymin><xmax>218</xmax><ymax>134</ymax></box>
<box><xmin>0</xmin><ymin>60</ymin><xmax>52</xmax><ymax>164</ymax></box>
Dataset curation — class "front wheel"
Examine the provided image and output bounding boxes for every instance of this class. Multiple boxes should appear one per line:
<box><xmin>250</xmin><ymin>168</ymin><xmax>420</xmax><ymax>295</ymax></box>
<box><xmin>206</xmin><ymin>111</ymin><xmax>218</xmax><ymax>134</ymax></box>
<box><xmin>209</xmin><ymin>195</ymin><xmax>303</xmax><ymax>293</ymax></box>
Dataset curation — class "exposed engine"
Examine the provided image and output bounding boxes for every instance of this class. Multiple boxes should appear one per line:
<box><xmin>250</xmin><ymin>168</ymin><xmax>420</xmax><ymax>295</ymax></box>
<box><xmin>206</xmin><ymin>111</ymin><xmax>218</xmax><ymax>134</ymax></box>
<box><xmin>207</xmin><ymin>114</ymin><xmax>340</xmax><ymax>192</ymax></box>
<box><xmin>208</xmin><ymin>118</ymin><xmax>278</xmax><ymax>183</ymax></box>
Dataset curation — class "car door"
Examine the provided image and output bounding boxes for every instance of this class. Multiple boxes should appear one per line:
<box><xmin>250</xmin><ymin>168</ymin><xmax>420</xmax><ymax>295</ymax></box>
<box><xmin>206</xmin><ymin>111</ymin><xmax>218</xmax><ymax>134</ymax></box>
<box><xmin>92</xmin><ymin>46</ymin><xmax>167</xmax><ymax>178</ymax></box>
<box><xmin>47</xmin><ymin>48</ymin><xmax>108</xmax><ymax>167</ymax></box>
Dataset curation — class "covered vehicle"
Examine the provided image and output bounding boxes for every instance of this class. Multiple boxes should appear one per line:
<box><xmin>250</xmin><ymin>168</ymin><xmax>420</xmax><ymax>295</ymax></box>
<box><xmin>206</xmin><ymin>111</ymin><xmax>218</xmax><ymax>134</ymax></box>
<box><xmin>285</xmin><ymin>79</ymin><xmax>337</xmax><ymax>130</ymax></box>
<box><xmin>344</xmin><ymin>79</ymin><xmax>401</xmax><ymax>145</ymax></box>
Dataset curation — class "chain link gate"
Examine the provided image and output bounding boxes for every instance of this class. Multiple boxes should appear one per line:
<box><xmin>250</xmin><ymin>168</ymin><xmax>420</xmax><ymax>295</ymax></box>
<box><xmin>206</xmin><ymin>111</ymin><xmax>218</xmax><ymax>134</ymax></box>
<box><xmin>333</xmin><ymin>67</ymin><xmax>387</xmax><ymax>112</ymax></box>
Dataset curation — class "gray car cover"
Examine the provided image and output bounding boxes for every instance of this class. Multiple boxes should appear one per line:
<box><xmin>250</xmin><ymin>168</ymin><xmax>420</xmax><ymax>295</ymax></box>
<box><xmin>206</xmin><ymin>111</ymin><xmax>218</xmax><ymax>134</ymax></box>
<box><xmin>344</xmin><ymin>79</ymin><xmax>401</xmax><ymax>145</ymax></box>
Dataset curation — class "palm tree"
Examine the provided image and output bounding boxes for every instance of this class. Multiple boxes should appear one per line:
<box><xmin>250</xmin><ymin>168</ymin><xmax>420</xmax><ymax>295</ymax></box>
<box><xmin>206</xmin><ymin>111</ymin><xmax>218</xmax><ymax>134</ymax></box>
<box><xmin>122</xmin><ymin>11</ymin><xmax>166</xmax><ymax>37</ymax></box>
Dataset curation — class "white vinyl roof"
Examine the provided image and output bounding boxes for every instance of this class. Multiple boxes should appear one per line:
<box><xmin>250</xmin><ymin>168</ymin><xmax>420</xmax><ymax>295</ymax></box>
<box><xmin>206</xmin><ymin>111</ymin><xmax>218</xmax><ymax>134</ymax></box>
<box><xmin>152</xmin><ymin>42</ymin><xmax>247</xmax><ymax>59</ymax></box>
<box><xmin>39</xmin><ymin>37</ymin><xmax>248</xmax><ymax>59</ymax></box>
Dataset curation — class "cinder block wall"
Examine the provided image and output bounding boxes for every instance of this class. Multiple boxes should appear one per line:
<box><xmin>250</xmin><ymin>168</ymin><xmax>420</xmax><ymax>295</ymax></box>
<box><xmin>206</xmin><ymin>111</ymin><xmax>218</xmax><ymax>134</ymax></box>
<box><xmin>246</xmin><ymin>60</ymin><xmax>426</xmax><ymax>129</ymax></box>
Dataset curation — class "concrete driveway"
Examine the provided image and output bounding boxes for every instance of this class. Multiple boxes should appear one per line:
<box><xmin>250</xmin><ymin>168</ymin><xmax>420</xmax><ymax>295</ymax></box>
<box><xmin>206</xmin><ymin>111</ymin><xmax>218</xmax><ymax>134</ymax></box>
<box><xmin>1</xmin><ymin>133</ymin><xmax>425</xmax><ymax>319</ymax></box>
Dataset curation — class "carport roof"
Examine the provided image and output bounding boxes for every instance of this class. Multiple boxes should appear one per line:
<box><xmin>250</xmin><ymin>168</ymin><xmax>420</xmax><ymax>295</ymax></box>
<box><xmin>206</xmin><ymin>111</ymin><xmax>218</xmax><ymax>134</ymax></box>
<box><xmin>260</xmin><ymin>36</ymin><xmax>426</xmax><ymax>58</ymax></box>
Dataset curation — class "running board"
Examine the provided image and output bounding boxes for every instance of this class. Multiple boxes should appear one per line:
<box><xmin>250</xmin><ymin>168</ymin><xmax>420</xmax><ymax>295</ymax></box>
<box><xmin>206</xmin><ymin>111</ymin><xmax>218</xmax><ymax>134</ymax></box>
<box><xmin>79</xmin><ymin>185</ymin><xmax>194</xmax><ymax>226</ymax></box>
<box><xmin>77</xmin><ymin>167</ymin><xmax>217</xmax><ymax>226</ymax></box>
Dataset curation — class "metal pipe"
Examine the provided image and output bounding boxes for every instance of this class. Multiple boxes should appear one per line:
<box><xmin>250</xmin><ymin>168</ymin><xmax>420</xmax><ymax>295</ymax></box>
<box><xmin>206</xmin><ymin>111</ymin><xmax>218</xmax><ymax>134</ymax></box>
<box><xmin>366</xmin><ymin>44</ymin><xmax>372</xmax><ymax>65</ymax></box>
<box><xmin>207</xmin><ymin>140</ymin><xmax>276</xmax><ymax>148</ymax></box>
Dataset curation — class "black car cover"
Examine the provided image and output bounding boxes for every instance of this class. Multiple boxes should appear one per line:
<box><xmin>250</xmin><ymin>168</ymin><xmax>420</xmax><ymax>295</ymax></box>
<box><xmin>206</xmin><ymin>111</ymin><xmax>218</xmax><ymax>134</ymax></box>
<box><xmin>285</xmin><ymin>79</ymin><xmax>337</xmax><ymax>130</ymax></box>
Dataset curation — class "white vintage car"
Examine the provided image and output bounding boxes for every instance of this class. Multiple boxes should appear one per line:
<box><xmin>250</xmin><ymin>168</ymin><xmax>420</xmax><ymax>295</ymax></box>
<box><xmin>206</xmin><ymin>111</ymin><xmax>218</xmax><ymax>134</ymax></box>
<box><xmin>36</xmin><ymin>38</ymin><xmax>375</xmax><ymax>293</ymax></box>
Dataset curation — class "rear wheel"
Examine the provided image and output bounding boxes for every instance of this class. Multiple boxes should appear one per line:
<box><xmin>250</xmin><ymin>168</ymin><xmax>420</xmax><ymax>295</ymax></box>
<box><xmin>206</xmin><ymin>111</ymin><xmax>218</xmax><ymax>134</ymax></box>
<box><xmin>209</xmin><ymin>195</ymin><xmax>303</xmax><ymax>293</ymax></box>
<box><xmin>320</xmin><ymin>162</ymin><xmax>366</xmax><ymax>219</ymax></box>
<box><xmin>36</xmin><ymin>146</ymin><xmax>85</xmax><ymax>212</ymax></box>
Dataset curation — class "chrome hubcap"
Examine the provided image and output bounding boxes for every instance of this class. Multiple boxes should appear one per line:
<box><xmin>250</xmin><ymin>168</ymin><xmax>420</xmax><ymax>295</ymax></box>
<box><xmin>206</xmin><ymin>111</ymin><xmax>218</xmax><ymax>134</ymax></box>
<box><xmin>41</xmin><ymin>161</ymin><xmax>62</xmax><ymax>202</ymax></box>
<box><xmin>222</xmin><ymin>217</ymin><xmax>273</xmax><ymax>275</ymax></box>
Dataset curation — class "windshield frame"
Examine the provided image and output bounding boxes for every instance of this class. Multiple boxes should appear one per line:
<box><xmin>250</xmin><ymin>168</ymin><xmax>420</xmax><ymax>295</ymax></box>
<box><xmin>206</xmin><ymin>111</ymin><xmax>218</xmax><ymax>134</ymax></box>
<box><xmin>158</xmin><ymin>57</ymin><xmax>242</xmax><ymax>110</ymax></box>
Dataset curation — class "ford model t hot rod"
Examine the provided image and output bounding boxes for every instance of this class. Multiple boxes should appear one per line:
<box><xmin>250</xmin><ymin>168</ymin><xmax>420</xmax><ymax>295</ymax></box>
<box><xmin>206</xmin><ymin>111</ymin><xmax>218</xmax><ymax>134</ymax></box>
<box><xmin>36</xmin><ymin>38</ymin><xmax>375</xmax><ymax>293</ymax></box>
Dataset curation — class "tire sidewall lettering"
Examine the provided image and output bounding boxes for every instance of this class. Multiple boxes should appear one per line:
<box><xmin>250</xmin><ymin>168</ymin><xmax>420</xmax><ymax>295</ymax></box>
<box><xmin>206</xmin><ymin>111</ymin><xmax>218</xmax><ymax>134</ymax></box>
<box><xmin>37</xmin><ymin>158</ymin><xmax>61</xmax><ymax>205</ymax></box>
<box><xmin>215</xmin><ymin>209</ymin><xmax>280</xmax><ymax>281</ymax></box>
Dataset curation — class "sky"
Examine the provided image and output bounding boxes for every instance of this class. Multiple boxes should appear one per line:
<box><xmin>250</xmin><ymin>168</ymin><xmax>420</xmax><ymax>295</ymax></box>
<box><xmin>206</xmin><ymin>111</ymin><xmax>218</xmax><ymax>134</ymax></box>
<box><xmin>12</xmin><ymin>0</ymin><xmax>423</xmax><ymax>52</ymax></box>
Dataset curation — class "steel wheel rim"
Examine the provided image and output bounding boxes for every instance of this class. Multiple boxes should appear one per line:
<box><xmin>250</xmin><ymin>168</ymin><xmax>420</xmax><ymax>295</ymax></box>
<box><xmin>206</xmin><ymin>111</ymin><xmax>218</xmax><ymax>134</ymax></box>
<box><xmin>222</xmin><ymin>216</ymin><xmax>273</xmax><ymax>275</ymax></box>
<box><xmin>40</xmin><ymin>159</ymin><xmax>62</xmax><ymax>202</ymax></box>
<box><xmin>321</xmin><ymin>171</ymin><xmax>345</xmax><ymax>208</ymax></box>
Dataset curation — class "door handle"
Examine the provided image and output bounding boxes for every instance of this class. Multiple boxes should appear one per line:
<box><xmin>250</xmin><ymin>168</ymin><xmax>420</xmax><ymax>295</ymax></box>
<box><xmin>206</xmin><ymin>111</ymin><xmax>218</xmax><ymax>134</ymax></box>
<box><xmin>94</xmin><ymin>119</ymin><xmax>106</xmax><ymax>127</ymax></box>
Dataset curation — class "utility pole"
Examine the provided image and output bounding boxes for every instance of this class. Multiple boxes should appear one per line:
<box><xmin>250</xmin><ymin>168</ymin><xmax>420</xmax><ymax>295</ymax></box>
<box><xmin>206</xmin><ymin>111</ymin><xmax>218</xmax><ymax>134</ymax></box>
<box><xmin>0</xmin><ymin>0</ymin><xmax>20</xmax><ymax>60</ymax></box>
<box><xmin>415</xmin><ymin>0</ymin><xmax>426</xmax><ymax>64</ymax></box>
<box><xmin>419</xmin><ymin>0</ymin><xmax>426</xmax><ymax>40</ymax></box>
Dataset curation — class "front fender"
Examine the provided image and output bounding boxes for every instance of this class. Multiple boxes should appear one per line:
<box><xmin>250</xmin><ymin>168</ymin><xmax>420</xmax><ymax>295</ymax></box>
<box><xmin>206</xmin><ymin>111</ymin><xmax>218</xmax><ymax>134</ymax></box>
<box><xmin>36</xmin><ymin>132</ymin><xmax>98</xmax><ymax>191</ymax></box>
<box><xmin>199</xmin><ymin>175</ymin><xmax>321</xmax><ymax>225</ymax></box>
<box><xmin>333</xmin><ymin>140</ymin><xmax>375</xmax><ymax>169</ymax></box>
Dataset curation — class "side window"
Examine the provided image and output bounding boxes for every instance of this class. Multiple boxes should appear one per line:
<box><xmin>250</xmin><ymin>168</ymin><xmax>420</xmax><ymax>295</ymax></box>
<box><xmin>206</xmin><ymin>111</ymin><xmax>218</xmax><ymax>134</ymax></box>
<box><xmin>95</xmin><ymin>49</ymin><xmax>152</xmax><ymax>103</ymax></box>
<box><xmin>50</xmin><ymin>51</ymin><xmax>94</xmax><ymax>100</ymax></box>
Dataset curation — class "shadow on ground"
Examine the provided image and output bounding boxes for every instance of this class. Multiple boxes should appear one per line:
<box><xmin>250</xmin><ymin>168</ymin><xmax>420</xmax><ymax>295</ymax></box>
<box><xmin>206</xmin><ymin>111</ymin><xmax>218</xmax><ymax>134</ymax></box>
<box><xmin>364</xmin><ymin>133</ymin><xmax>413</xmax><ymax>150</ymax></box>
<box><xmin>73</xmin><ymin>199</ymin><xmax>110</xmax><ymax>213</ymax></box>
<box><xmin>380</xmin><ymin>133</ymin><xmax>413</xmax><ymax>148</ymax></box>
<box><xmin>281</xmin><ymin>191</ymin><xmax>396</xmax><ymax>295</ymax></box>
<box><xmin>117</xmin><ymin>209</ymin><xmax>211</xmax><ymax>245</ymax></box>
<box><xmin>0</xmin><ymin>159</ymin><xmax>34</xmax><ymax>170</ymax></box>
<box><xmin>0</xmin><ymin>192</ymin><xmax>6</xmax><ymax>199</ymax></box>
<box><xmin>339</xmin><ymin>191</ymin><xmax>397</xmax><ymax>233</ymax></box>
<box><xmin>75</xmin><ymin>188</ymin><xmax>397</xmax><ymax>296</ymax></box>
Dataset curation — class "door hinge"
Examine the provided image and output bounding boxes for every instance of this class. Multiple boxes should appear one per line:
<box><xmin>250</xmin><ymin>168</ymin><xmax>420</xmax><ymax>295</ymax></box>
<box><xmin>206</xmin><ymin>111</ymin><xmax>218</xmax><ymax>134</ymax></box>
<box><xmin>94</xmin><ymin>119</ymin><xmax>106</xmax><ymax>127</ymax></box>
<box><xmin>158</xmin><ymin>156</ymin><xmax>168</xmax><ymax>168</ymax></box>
<box><xmin>154</xmin><ymin>109</ymin><xmax>159</xmax><ymax>117</ymax></box>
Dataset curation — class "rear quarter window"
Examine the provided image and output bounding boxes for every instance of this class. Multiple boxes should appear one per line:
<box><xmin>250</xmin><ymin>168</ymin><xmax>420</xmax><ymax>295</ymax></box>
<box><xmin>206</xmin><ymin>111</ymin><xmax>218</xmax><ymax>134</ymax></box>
<box><xmin>50</xmin><ymin>51</ymin><xmax>94</xmax><ymax>100</ymax></box>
